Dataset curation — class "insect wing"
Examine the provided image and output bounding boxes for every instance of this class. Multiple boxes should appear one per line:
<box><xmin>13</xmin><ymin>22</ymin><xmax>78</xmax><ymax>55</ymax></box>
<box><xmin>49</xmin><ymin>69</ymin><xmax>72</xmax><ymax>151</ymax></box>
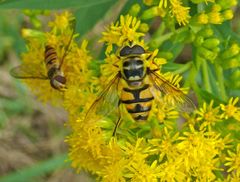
<box><xmin>84</xmin><ymin>73</ymin><xmax>121</xmax><ymax>123</ymax></box>
<box><xmin>149</xmin><ymin>70</ymin><xmax>195</xmax><ymax>112</ymax></box>
<box><xmin>10</xmin><ymin>64</ymin><xmax>48</xmax><ymax>79</ymax></box>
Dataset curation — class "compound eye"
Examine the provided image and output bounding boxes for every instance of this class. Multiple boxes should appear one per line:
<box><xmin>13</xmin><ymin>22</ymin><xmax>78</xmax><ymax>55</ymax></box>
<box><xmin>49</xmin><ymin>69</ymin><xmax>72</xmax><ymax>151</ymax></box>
<box><xmin>119</xmin><ymin>45</ymin><xmax>145</xmax><ymax>57</ymax></box>
<box><xmin>131</xmin><ymin>45</ymin><xmax>145</xmax><ymax>54</ymax></box>
<box><xmin>120</xmin><ymin>46</ymin><xmax>131</xmax><ymax>56</ymax></box>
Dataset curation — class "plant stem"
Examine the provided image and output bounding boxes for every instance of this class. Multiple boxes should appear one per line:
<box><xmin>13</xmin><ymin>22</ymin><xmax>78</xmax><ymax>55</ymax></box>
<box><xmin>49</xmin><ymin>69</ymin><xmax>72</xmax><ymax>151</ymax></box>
<box><xmin>215</xmin><ymin>63</ymin><xmax>228</xmax><ymax>101</ymax></box>
<box><xmin>149</xmin><ymin>26</ymin><xmax>188</xmax><ymax>48</ymax></box>
<box><xmin>202</xmin><ymin>59</ymin><xmax>212</xmax><ymax>93</ymax></box>
<box><xmin>173</xmin><ymin>62</ymin><xmax>192</xmax><ymax>75</ymax></box>
<box><xmin>187</xmin><ymin>64</ymin><xmax>202</xmax><ymax>103</ymax></box>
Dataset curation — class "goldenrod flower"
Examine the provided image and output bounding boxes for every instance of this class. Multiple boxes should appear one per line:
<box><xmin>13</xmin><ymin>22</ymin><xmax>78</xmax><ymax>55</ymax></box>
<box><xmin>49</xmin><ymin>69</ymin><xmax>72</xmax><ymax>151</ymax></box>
<box><xmin>66</xmin><ymin>120</ymin><xmax>105</xmax><ymax>173</ymax></box>
<box><xmin>226</xmin><ymin>172</ymin><xmax>240</xmax><ymax>182</ymax></box>
<box><xmin>196</xmin><ymin>100</ymin><xmax>222</xmax><ymax>130</ymax></box>
<box><xmin>158</xmin><ymin>159</ymin><xmax>186</xmax><ymax>181</ymax></box>
<box><xmin>149</xmin><ymin>127</ymin><xmax>180</xmax><ymax>160</ymax></box>
<box><xmin>100</xmin><ymin>15</ymin><xmax>145</xmax><ymax>55</ymax></box>
<box><xmin>225</xmin><ymin>144</ymin><xmax>240</xmax><ymax>175</ymax></box>
<box><xmin>125</xmin><ymin>160</ymin><xmax>161</xmax><ymax>181</ymax></box>
<box><xmin>220</xmin><ymin>97</ymin><xmax>240</xmax><ymax>121</ymax></box>
<box><xmin>208</xmin><ymin>11</ymin><xmax>223</xmax><ymax>24</ymax></box>
<box><xmin>98</xmin><ymin>159</ymin><xmax>128</xmax><ymax>182</ymax></box>
<box><xmin>48</xmin><ymin>11</ymin><xmax>73</xmax><ymax>31</ymax></box>
<box><xmin>158</xmin><ymin>0</ymin><xmax>191</xmax><ymax>25</ymax></box>
<box><xmin>177</xmin><ymin>126</ymin><xmax>223</xmax><ymax>181</ymax></box>
<box><xmin>152</xmin><ymin>101</ymin><xmax>179</xmax><ymax>129</ymax></box>
<box><xmin>170</xmin><ymin>0</ymin><xmax>191</xmax><ymax>25</ymax></box>
<box><xmin>197</xmin><ymin>13</ymin><xmax>209</xmax><ymax>24</ymax></box>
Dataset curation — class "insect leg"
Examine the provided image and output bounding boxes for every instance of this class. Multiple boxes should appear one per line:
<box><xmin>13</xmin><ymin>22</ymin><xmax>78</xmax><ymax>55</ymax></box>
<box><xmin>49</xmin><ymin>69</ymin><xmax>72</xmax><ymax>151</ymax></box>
<box><xmin>112</xmin><ymin>101</ymin><xmax>122</xmax><ymax>136</ymax></box>
<box><xmin>112</xmin><ymin>116</ymin><xmax>122</xmax><ymax>136</ymax></box>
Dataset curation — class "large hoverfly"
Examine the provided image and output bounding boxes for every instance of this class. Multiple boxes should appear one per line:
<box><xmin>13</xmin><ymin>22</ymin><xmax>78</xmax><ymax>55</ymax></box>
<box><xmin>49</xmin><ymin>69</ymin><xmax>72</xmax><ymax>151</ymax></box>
<box><xmin>10</xmin><ymin>20</ymin><xmax>75</xmax><ymax>91</ymax></box>
<box><xmin>85</xmin><ymin>44</ymin><xmax>195</xmax><ymax>136</ymax></box>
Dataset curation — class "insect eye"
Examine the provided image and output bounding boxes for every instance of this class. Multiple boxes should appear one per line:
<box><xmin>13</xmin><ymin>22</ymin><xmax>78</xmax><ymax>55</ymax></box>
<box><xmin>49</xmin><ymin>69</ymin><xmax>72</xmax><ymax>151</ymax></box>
<box><xmin>131</xmin><ymin>45</ymin><xmax>145</xmax><ymax>55</ymax></box>
<box><xmin>120</xmin><ymin>46</ymin><xmax>131</xmax><ymax>57</ymax></box>
<box><xmin>119</xmin><ymin>45</ymin><xmax>145</xmax><ymax>57</ymax></box>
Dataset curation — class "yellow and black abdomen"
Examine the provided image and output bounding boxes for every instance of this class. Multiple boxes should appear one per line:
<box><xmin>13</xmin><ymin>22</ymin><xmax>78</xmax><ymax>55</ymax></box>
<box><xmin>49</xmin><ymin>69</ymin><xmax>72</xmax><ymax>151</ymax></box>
<box><xmin>120</xmin><ymin>84</ymin><xmax>154</xmax><ymax>121</ymax></box>
<box><xmin>44</xmin><ymin>45</ymin><xmax>59</xmax><ymax>79</ymax></box>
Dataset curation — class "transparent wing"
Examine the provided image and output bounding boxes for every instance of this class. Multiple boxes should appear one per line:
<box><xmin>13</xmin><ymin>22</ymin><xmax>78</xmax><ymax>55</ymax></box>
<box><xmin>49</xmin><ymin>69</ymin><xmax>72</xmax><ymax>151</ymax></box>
<box><xmin>10</xmin><ymin>64</ymin><xmax>48</xmax><ymax>79</ymax></box>
<box><xmin>84</xmin><ymin>73</ymin><xmax>121</xmax><ymax>123</ymax></box>
<box><xmin>148</xmin><ymin>70</ymin><xmax>195</xmax><ymax>112</ymax></box>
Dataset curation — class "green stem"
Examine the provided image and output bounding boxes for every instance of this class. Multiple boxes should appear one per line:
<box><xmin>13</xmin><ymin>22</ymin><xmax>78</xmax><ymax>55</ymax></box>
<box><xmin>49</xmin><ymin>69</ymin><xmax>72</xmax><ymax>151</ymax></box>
<box><xmin>152</xmin><ymin>21</ymin><xmax>166</xmax><ymax>40</ymax></box>
<box><xmin>215</xmin><ymin>63</ymin><xmax>228</xmax><ymax>101</ymax></box>
<box><xmin>173</xmin><ymin>62</ymin><xmax>192</xmax><ymax>75</ymax></box>
<box><xmin>201</xmin><ymin>59</ymin><xmax>212</xmax><ymax>93</ymax></box>
<box><xmin>187</xmin><ymin>64</ymin><xmax>202</xmax><ymax>103</ymax></box>
<box><xmin>149</xmin><ymin>26</ymin><xmax>188</xmax><ymax>48</ymax></box>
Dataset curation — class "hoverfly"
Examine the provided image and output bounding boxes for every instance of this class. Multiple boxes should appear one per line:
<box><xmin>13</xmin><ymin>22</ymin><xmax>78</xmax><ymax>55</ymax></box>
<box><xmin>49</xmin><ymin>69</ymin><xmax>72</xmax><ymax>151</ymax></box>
<box><xmin>10</xmin><ymin>20</ymin><xmax>75</xmax><ymax>91</ymax></box>
<box><xmin>85</xmin><ymin>44</ymin><xmax>195</xmax><ymax>136</ymax></box>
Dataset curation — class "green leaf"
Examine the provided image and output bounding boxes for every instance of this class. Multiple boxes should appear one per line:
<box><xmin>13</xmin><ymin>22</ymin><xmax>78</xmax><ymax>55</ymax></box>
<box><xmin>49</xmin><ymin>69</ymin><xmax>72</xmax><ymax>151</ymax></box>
<box><xmin>0</xmin><ymin>0</ymin><xmax>115</xmax><ymax>9</ymax></box>
<box><xmin>74</xmin><ymin>0</ymin><xmax>116</xmax><ymax>35</ymax></box>
<box><xmin>197</xmin><ymin>89</ymin><xmax>225</xmax><ymax>105</ymax></box>
<box><xmin>161</xmin><ymin>62</ymin><xmax>183</xmax><ymax>72</ymax></box>
<box><xmin>161</xmin><ymin>41</ymin><xmax>184</xmax><ymax>62</ymax></box>
<box><xmin>0</xmin><ymin>154</ymin><xmax>67</xmax><ymax>182</ymax></box>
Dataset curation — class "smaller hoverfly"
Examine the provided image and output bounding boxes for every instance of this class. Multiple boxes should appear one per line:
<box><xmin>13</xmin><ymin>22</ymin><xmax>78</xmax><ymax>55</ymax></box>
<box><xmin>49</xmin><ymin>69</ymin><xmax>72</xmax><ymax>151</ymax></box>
<box><xmin>85</xmin><ymin>44</ymin><xmax>195</xmax><ymax>136</ymax></box>
<box><xmin>10</xmin><ymin>20</ymin><xmax>75</xmax><ymax>91</ymax></box>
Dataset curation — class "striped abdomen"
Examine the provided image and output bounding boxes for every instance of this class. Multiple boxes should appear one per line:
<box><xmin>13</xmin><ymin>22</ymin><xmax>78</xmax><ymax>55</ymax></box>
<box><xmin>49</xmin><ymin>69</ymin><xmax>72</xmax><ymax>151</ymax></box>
<box><xmin>120</xmin><ymin>84</ymin><xmax>154</xmax><ymax>121</ymax></box>
<box><xmin>44</xmin><ymin>45</ymin><xmax>66</xmax><ymax>90</ymax></box>
<box><xmin>44</xmin><ymin>45</ymin><xmax>59</xmax><ymax>79</ymax></box>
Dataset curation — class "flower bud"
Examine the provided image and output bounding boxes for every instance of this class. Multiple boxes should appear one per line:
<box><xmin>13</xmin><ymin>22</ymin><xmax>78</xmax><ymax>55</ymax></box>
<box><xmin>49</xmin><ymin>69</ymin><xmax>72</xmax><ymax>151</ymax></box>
<box><xmin>197</xmin><ymin>13</ymin><xmax>208</xmax><ymax>24</ymax></box>
<box><xmin>197</xmin><ymin>27</ymin><xmax>213</xmax><ymax>38</ymax></box>
<box><xmin>142</xmin><ymin>6</ymin><xmax>158</xmax><ymax>19</ymax></box>
<box><xmin>221</xmin><ymin>57</ymin><xmax>240</xmax><ymax>69</ymax></box>
<box><xmin>199</xmin><ymin>47</ymin><xmax>217</xmax><ymax>61</ymax></box>
<box><xmin>21</xmin><ymin>28</ymin><xmax>45</xmax><ymax>40</ymax></box>
<box><xmin>139</xmin><ymin>23</ymin><xmax>149</xmax><ymax>33</ymax></box>
<box><xmin>142</xmin><ymin>6</ymin><xmax>166</xmax><ymax>19</ymax></box>
<box><xmin>211</xmin><ymin>4</ymin><xmax>222</xmax><ymax>12</ymax></box>
<box><xmin>217</xmin><ymin>0</ymin><xmax>237</xmax><ymax>9</ymax></box>
<box><xmin>222</xmin><ymin>10</ymin><xmax>234</xmax><ymax>20</ymax></box>
<box><xmin>129</xmin><ymin>3</ymin><xmax>141</xmax><ymax>17</ymax></box>
<box><xmin>208</xmin><ymin>11</ymin><xmax>223</xmax><ymax>24</ymax></box>
<box><xmin>194</xmin><ymin>36</ymin><xmax>204</xmax><ymax>47</ymax></box>
<box><xmin>230</xmin><ymin>70</ymin><xmax>240</xmax><ymax>81</ymax></box>
<box><xmin>212</xmin><ymin>47</ymin><xmax>220</xmax><ymax>53</ymax></box>
<box><xmin>202</xmin><ymin>38</ymin><xmax>220</xmax><ymax>49</ymax></box>
<box><xmin>221</xmin><ymin>43</ymin><xmax>240</xmax><ymax>59</ymax></box>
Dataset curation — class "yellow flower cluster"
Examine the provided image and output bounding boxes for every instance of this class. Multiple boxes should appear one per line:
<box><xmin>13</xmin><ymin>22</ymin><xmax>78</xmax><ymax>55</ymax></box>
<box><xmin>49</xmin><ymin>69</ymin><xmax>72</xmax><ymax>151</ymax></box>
<box><xmin>100</xmin><ymin>15</ymin><xmax>147</xmax><ymax>55</ymax></box>
<box><xmin>195</xmin><ymin>2</ymin><xmax>237</xmax><ymax>25</ymax></box>
<box><xmin>17</xmin><ymin>11</ymin><xmax>240</xmax><ymax>181</ymax></box>
<box><xmin>142</xmin><ymin>0</ymin><xmax>238</xmax><ymax>26</ymax></box>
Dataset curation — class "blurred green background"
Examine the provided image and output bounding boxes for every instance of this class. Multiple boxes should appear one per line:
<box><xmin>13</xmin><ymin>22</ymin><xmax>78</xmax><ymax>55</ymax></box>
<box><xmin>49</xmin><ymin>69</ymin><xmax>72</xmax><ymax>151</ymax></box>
<box><xmin>0</xmin><ymin>10</ymin><xmax>93</xmax><ymax>182</ymax></box>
